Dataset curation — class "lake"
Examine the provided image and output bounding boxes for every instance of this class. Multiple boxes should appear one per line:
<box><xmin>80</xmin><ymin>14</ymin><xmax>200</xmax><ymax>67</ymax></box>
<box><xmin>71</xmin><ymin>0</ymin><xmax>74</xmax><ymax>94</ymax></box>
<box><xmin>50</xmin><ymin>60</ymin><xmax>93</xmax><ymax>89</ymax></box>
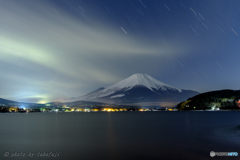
<box><xmin>0</xmin><ymin>111</ymin><xmax>240</xmax><ymax>160</ymax></box>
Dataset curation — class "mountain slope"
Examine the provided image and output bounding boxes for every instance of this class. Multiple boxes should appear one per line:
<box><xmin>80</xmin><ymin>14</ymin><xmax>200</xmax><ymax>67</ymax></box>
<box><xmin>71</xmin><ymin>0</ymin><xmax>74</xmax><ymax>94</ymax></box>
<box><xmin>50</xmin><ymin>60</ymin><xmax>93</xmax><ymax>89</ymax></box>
<box><xmin>0</xmin><ymin>98</ymin><xmax>17</xmax><ymax>104</ymax></box>
<box><xmin>70</xmin><ymin>73</ymin><xmax>199</xmax><ymax>104</ymax></box>
<box><xmin>177</xmin><ymin>89</ymin><xmax>240</xmax><ymax>110</ymax></box>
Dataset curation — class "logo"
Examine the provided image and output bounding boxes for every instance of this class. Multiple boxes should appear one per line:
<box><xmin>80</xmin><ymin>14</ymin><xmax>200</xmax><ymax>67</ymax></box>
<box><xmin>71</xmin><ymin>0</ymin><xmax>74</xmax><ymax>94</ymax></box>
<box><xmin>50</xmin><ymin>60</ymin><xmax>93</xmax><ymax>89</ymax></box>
<box><xmin>210</xmin><ymin>151</ymin><xmax>215</xmax><ymax>157</ymax></box>
<box><xmin>210</xmin><ymin>151</ymin><xmax>238</xmax><ymax>157</ymax></box>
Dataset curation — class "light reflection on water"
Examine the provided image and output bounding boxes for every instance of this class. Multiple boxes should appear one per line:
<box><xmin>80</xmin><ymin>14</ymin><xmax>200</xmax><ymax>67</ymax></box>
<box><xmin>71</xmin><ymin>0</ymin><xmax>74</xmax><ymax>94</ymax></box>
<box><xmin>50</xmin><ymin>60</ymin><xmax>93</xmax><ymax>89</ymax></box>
<box><xmin>0</xmin><ymin>112</ymin><xmax>239</xmax><ymax>160</ymax></box>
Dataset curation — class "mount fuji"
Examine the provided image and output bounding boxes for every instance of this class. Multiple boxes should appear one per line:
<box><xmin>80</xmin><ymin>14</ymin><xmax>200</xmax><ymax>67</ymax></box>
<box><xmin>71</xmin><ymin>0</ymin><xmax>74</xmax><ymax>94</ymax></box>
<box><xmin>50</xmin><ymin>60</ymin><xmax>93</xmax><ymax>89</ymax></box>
<box><xmin>69</xmin><ymin>73</ymin><xmax>199</xmax><ymax>104</ymax></box>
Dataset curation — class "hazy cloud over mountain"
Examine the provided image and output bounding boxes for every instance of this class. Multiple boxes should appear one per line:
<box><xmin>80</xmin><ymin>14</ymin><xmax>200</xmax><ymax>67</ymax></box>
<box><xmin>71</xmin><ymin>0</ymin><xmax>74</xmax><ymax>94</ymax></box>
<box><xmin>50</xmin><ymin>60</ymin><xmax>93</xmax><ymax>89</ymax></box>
<box><xmin>0</xmin><ymin>0</ymin><xmax>239</xmax><ymax>103</ymax></box>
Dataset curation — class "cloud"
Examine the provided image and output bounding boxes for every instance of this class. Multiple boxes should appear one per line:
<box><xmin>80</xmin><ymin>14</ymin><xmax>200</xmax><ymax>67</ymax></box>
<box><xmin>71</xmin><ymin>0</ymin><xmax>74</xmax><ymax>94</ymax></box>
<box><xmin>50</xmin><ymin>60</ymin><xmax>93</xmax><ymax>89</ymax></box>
<box><xmin>0</xmin><ymin>0</ymin><xmax>191</xmax><ymax>102</ymax></box>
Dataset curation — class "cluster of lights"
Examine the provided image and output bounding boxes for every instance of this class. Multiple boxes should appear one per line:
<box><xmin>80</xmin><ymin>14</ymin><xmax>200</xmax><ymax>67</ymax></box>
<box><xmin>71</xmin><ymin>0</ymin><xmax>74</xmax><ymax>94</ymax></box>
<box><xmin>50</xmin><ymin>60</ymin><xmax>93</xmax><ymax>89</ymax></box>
<box><xmin>102</xmin><ymin>108</ymin><xmax>117</xmax><ymax>112</ymax></box>
<box><xmin>138</xmin><ymin>109</ymin><xmax>151</xmax><ymax>111</ymax></box>
<box><xmin>2</xmin><ymin>106</ymin><xmax>178</xmax><ymax>112</ymax></box>
<box><xmin>54</xmin><ymin>108</ymin><xmax>172</xmax><ymax>112</ymax></box>
<box><xmin>102</xmin><ymin>108</ymin><xmax>128</xmax><ymax>112</ymax></box>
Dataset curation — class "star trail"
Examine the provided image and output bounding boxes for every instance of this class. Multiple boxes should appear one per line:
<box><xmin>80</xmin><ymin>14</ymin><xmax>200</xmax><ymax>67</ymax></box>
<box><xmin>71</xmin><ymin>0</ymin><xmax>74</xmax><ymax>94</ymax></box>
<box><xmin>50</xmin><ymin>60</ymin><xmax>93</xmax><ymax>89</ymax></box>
<box><xmin>0</xmin><ymin>0</ymin><xmax>239</xmax><ymax>103</ymax></box>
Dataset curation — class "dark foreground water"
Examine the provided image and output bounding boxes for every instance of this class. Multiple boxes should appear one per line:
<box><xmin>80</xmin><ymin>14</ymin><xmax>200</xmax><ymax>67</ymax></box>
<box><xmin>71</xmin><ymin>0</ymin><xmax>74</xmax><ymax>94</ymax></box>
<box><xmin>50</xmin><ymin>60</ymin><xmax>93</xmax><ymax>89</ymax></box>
<box><xmin>0</xmin><ymin>112</ymin><xmax>240</xmax><ymax>160</ymax></box>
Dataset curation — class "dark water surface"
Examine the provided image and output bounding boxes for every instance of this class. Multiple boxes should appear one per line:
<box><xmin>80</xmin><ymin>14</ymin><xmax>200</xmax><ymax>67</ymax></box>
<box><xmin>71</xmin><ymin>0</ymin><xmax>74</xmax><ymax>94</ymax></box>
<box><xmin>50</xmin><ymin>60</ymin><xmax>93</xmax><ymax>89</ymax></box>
<box><xmin>0</xmin><ymin>112</ymin><xmax>240</xmax><ymax>160</ymax></box>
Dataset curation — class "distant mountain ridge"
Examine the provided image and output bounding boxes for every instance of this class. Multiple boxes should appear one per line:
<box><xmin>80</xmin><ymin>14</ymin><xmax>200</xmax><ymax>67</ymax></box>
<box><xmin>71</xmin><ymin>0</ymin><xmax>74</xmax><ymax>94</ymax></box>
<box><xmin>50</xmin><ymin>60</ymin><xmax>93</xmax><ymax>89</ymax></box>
<box><xmin>0</xmin><ymin>98</ymin><xmax>17</xmax><ymax>104</ymax></box>
<box><xmin>69</xmin><ymin>73</ymin><xmax>199</xmax><ymax>104</ymax></box>
<box><xmin>0</xmin><ymin>97</ymin><xmax>37</xmax><ymax>106</ymax></box>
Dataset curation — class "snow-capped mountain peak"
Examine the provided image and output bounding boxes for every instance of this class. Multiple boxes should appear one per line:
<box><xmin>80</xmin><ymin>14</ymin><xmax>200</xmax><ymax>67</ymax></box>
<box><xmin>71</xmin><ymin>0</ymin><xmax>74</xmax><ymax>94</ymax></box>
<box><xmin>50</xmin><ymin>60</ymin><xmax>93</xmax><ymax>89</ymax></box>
<box><xmin>104</xmin><ymin>73</ymin><xmax>181</xmax><ymax>92</ymax></box>
<box><xmin>64</xmin><ymin>73</ymin><xmax>199</xmax><ymax>103</ymax></box>
<box><xmin>76</xmin><ymin>73</ymin><xmax>183</xmax><ymax>101</ymax></box>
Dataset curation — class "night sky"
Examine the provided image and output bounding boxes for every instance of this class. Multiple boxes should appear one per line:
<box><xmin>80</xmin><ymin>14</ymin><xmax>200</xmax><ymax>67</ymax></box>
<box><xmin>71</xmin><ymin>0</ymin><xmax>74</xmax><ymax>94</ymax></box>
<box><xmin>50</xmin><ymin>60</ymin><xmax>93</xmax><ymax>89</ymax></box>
<box><xmin>0</xmin><ymin>0</ymin><xmax>240</xmax><ymax>103</ymax></box>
